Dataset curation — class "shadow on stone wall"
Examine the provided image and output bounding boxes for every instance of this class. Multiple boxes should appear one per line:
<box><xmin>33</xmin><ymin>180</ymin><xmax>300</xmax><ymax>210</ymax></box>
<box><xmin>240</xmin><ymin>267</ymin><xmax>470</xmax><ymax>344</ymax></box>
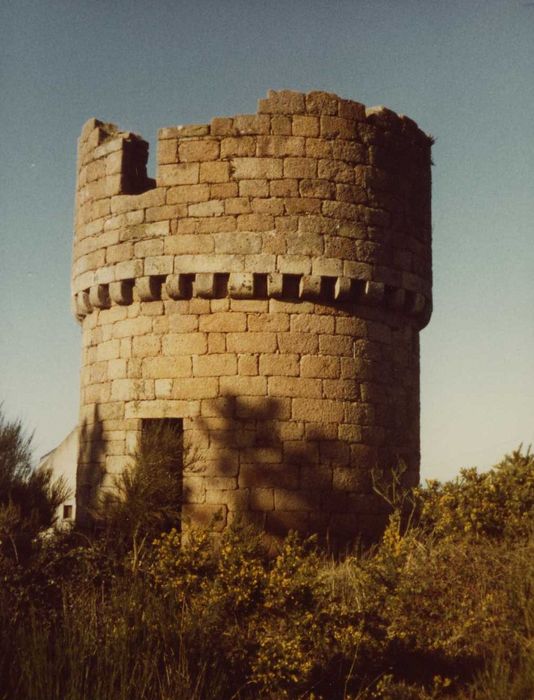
<box><xmin>76</xmin><ymin>397</ymin><xmax>394</xmax><ymax>550</ymax></box>
<box><xmin>76</xmin><ymin>405</ymin><xmax>105</xmax><ymax>527</ymax></box>
<box><xmin>190</xmin><ymin>393</ymin><xmax>391</xmax><ymax>550</ymax></box>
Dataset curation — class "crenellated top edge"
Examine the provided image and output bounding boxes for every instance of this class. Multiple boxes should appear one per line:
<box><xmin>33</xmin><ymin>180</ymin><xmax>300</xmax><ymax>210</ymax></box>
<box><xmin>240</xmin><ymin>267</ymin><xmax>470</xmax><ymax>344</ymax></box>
<box><xmin>155</xmin><ymin>90</ymin><xmax>432</xmax><ymax>145</ymax></box>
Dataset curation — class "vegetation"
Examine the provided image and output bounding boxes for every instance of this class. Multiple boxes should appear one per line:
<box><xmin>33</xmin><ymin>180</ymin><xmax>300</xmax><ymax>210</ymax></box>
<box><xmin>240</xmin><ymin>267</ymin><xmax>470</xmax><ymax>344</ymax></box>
<box><xmin>0</xmin><ymin>409</ymin><xmax>66</xmax><ymax>565</ymax></box>
<box><xmin>0</xmin><ymin>407</ymin><xmax>532</xmax><ymax>699</ymax></box>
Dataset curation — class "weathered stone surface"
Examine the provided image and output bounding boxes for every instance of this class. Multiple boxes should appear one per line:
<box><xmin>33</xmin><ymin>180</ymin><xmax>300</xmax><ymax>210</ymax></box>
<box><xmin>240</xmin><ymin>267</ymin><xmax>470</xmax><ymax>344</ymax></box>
<box><xmin>72</xmin><ymin>89</ymin><xmax>432</xmax><ymax>544</ymax></box>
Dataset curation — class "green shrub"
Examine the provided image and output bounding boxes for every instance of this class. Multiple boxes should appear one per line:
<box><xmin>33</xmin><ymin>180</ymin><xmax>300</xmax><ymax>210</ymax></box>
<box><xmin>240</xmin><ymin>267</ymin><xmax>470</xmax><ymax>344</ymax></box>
<box><xmin>96</xmin><ymin>420</ymin><xmax>183</xmax><ymax>569</ymax></box>
<box><xmin>0</xmin><ymin>409</ymin><xmax>66</xmax><ymax>564</ymax></box>
<box><xmin>415</xmin><ymin>447</ymin><xmax>534</xmax><ymax>540</ymax></box>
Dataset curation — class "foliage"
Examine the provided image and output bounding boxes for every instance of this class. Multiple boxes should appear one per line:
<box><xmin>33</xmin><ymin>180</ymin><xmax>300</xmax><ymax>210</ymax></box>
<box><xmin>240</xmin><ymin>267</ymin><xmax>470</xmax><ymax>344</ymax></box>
<box><xmin>415</xmin><ymin>446</ymin><xmax>534</xmax><ymax>540</ymax></box>
<box><xmin>96</xmin><ymin>420</ymin><xmax>183</xmax><ymax>567</ymax></box>
<box><xmin>0</xmin><ymin>443</ymin><xmax>533</xmax><ymax>699</ymax></box>
<box><xmin>0</xmin><ymin>408</ymin><xmax>66</xmax><ymax>564</ymax></box>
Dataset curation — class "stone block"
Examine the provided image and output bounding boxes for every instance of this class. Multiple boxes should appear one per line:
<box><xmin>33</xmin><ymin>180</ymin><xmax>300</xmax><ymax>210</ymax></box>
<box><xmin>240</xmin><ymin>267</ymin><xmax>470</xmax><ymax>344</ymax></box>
<box><xmin>228</xmin><ymin>272</ymin><xmax>254</xmax><ymax>298</ymax></box>
<box><xmin>247</xmin><ymin>312</ymin><xmax>289</xmax><ymax>332</ymax></box>
<box><xmin>165</xmin><ymin>234</ymin><xmax>214</xmax><ymax>255</ymax></box>
<box><xmin>231</xmin><ymin>157</ymin><xmax>283</xmax><ymax>180</ymax></box>
<box><xmin>363</xmin><ymin>280</ymin><xmax>385</xmax><ymax>305</ymax></box>
<box><xmin>174</xmin><ymin>254</ymin><xmax>244</xmax><ymax>273</ymax></box>
<box><xmin>112</xmin><ymin>316</ymin><xmax>153</xmax><ymax>338</ymax></box>
<box><xmin>194</xmin><ymin>272</ymin><xmax>216</xmax><ymax>297</ymax></box>
<box><xmin>132</xmin><ymin>335</ymin><xmax>161</xmax><ymax>357</ymax></box>
<box><xmin>144</xmin><ymin>256</ymin><xmax>174</xmax><ymax>276</ymax></box>
<box><xmin>182</xmin><ymin>504</ymin><xmax>227</xmax><ymax>531</ymax></box>
<box><xmin>96</xmin><ymin>339</ymin><xmax>120</xmax><ymax>362</ymax></box>
<box><xmin>259</xmin><ymin>353</ymin><xmax>299</xmax><ymax>377</ymax></box>
<box><xmin>270</xmin><ymin>115</ymin><xmax>292</xmax><ymax>134</ymax></box>
<box><xmin>317</xmin><ymin>158</ymin><xmax>354</xmax><ymax>183</ymax></box>
<box><xmin>258</xmin><ymin>90</ymin><xmax>306</xmax><ymax>114</ymax></box>
<box><xmin>283</xmin><ymin>157</ymin><xmax>317</xmax><ymax>179</ymax></box>
<box><xmin>333</xmin><ymin>276</ymin><xmax>351</xmax><ymax>301</ymax></box>
<box><xmin>237</xmin><ymin>354</ymin><xmax>258</xmax><ymax>375</ymax></box>
<box><xmin>207</xmin><ymin>333</ymin><xmax>226</xmax><ymax>353</ymax></box>
<box><xmin>274</xmin><ymin>489</ymin><xmax>319</xmax><ymax>511</ymax></box>
<box><xmin>162</xmin><ymin>332</ymin><xmax>207</xmax><ymax>356</ymax></box>
<box><xmin>251</xmin><ymin>198</ymin><xmax>284</xmax><ymax>216</ymax></box>
<box><xmin>290</xmin><ymin>314</ymin><xmax>334</xmax><ymax>334</ymax></box>
<box><xmin>160</xmin><ymin>124</ymin><xmax>209</xmax><ymax>138</ymax></box>
<box><xmin>214</xmin><ymin>232</ymin><xmax>261</xmax><ymax>255</ymax></box>
<box><xmin>299</xmin><ymin>178</ymin><xmax>334</xmax><ymax>199</ymax></box>
<box><xmin>226</xmin><ymin>332</ymin><xmax>277</xmax><ymax>354</ymax></box>
<box><xmin>199</xmin><ymin>161</ymin><xmax>230</xmax><ymax>183</ymax></box>
<box><xmin>89</xmin><ymin>284</ymin><xmax>110</xmax><ymax>309</ymax></box>
<box><xmin>171</xmin><ymin>377</ymin><xmax>218</xmax><ymax>399</ymax></box>
<box><xmin>249</xmin><ymin>488</ymin><xmax>274</xmax><ymax>511</ymax></box>
<box><xmin>134</xmin><ymin>239</ymin><xmax>163</xmax><ymax>258</ymax></box>
<box><xmin>206</xmin><ymin>489</ymin><xmax>249</xmax><ymax>512</ymax></box>
<box><xmin>220</xmin><ymin>375</ymin><xmax>267</xmax><ymax>396</ymax></box>
<box><xmin>225</xmin><ymin>197</ymin><xmax>251</xmax><ymax>215</ymax></box>
<box><xmin>312</xmin><ymin>257</ymin><xmax>342</xmax><ymax>277</ymax></box>
<box><xmin>178</xmin><ymin>139</ymin><xmax>219</xmax><ymax>162</ymax></box>
<box><xmin>136</xmin><ymin>276</ymin><xmax>162</xmax><ymax>301</ymax></box>
<box><xmin>320</xmin><ymin>116</ymin><xmax>357</xmax><ymax>139</ymax></box>
<box><xmin>292</xmin><ymin>115</ymin><xmax>319</xmax><ymax>137</ymax></box>
<box><xmin>319</xmin><ymin>334</ymin><xmax>353</xmax><ymax>355</ymax></box>
<box><xmin>238</xmin><ymin>179</ymin><xmax>269</xmax><ymax>197</ymax></box>
<box><xmin>165</xmin><ymin>274</ymin><xmax>190</xmax><ymax>300</ymax></box>
<box><xmin>268</xmin><ymin>376</ymin><xmax>321</xmax><ymax>399</ymax></box>
<box><xmin>193</xmin><ymin>354</ymin><xmax>237</xmax><ymax>376</ymax></box>
<box><xmin>256</xmin><ymin>135</ymin><xmax>305</xmax><ymax>157</ymax></box>
<box><xmin>156</xmin><ymin>138</ymin><xmax>177</xmax><ymax>165</ymax></box>
<box><xmin>301</xmin><ymin>355</ymin><xmax>339</xmax><ymax>379</ymax></box>
<box><xmin>332</xmin><ymin>466</ymin><xmax>370</xmax><ymax>492</ymax></box>
<box><xmin>233</xmin><ymin>114</ymin><xmax>270</xmax><ymax>134</ymax></box>
<box><xmin>278</xmin><ymin>332</ymin><xmax>318</xmax><ymax>354</ymax></box>
<box><xmin>292</xmin><ymin>398</ymin><xmax>344</xmax><ymax>423</ymax></box>
<box><xmin>210</xmin><ymin>117</ymin><xmax>233</xmax><ymax>135</ymax></box>
<box><xmin>299</xmin><ymin>275</ymin><xmax>322</xmax><ymax>299</ymax></box>
<box><xmin>109</xmin><ymin>280</ymin><xmax>134</xmax><ymax>305</ymax></box>
<box><xmin>236</xmin><ymin>213</ymin><xmax>274</xmax><ymax>232</ymax></box>
<box><xmin>277</xmin><ymin>255</ymin><xmax>311</xmax><ymax>275</ymax></box>
<box><xmin>220</xmin><ymin>136</ymin><xmax>256</xmax><ymax>158</ymax></box>
<box><xmin>125</xmin><ymin>399</ymin><xmax>200</xmax><ymax>419</ymax></box>
<box><xmin>115</xmin><ymin>259</ymin><xmax>143</xmax><ymax>280</ymax></box>
<box><xmin>266</xmin><ymin>510</ymin><xmax>309</xmax><ymax>535</ymax></box>
<box><xmin>167</xmin><ymin>184</ymin><xmax>210</xmax><ymax>204</ymax></box>
<box><xmin>306</xmin><ymin>91</ymin><xmax>339</xmax><ymax>115</ymax></box>
<box><xmin>239</xmin><ymin>463</ymin><xmax>299</xmax><ymax>490</ymax></box>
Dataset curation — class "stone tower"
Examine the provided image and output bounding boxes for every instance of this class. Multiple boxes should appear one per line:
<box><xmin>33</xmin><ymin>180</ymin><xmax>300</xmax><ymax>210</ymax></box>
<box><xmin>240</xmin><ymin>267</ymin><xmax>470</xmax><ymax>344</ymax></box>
<box><xmin>72</xmin><ymin>90</ymin><xmax>432</xmax><ymax>543</ymax></box>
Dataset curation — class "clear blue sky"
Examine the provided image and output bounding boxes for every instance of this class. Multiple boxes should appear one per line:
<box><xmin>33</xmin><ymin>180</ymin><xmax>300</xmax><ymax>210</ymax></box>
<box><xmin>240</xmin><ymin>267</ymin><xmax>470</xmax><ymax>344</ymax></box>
<box><xmin>1</xmin><ymin>0</ymin><xmax>532</xmax><ymax>482</ymax></box>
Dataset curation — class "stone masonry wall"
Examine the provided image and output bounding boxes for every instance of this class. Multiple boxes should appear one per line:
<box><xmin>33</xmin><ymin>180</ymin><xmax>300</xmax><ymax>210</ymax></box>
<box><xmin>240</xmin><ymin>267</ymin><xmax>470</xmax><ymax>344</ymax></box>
<box><xmin>72</xmin><ymin>90</ymin><xmax>432</xmax><ymax>544</ymax></box>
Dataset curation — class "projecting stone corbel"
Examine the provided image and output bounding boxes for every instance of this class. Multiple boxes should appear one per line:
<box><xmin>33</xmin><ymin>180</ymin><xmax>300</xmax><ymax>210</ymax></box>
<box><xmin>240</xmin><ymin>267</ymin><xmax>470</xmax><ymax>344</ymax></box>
<box><xmin>136</xmin><ymin>276</ymin><xmax>161</xmax><ymax>301</ymax></box>
<box><xmin>89</xmin><ymin>284</ymin><xmax>110</xmax><ymax>309</ymax></box>
<box><xmin>228</xmin><ymin>272</ymin><xmax>254</xmax><ymax>299</ymax></box>
<box><xmin>299</xmin><ymin>275</ymin><xmax>322</xmax><ymax>300</ymax></box>
<box><xmin>109</xmin><ymin>280</ymin><xmax>133</xmax><ymax>305</ymax></box>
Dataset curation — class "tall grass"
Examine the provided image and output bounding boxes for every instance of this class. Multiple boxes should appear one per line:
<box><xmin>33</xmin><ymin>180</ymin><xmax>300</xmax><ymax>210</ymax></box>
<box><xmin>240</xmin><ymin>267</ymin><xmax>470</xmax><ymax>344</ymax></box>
<box><xmin>0</xmin><ymin>447</ymin><xmax>532</xmax><ymax>699</ymax></box>
<box><xmin>3</xmin><ymin>579</ymin><xmax>229</xmax><ymax>700</ymax></box>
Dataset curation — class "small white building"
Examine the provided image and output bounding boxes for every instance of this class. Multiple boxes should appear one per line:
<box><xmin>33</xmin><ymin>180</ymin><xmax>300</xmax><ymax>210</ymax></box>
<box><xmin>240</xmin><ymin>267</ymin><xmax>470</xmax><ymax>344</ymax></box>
<box><xmin>39</xmin><ymin>427</ymin><xmax>78</xmax><ymax>528</ymax></box>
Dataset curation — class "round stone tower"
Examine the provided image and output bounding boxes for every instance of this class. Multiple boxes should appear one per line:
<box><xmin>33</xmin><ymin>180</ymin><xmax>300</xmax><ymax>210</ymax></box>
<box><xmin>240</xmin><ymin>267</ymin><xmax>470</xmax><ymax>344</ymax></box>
<box><xmin>72</xmin><ymin>90</ymin><xmax>432</xmax><ymax>543</ymax></box>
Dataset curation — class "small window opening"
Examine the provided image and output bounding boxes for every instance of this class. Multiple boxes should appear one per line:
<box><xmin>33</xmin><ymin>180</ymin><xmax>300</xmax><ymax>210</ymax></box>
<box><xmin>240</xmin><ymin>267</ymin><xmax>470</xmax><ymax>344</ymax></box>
<box><xmin>63</xmin><ymin>504</ymin><xmax>73</xmax><ymax>520</ymax></box>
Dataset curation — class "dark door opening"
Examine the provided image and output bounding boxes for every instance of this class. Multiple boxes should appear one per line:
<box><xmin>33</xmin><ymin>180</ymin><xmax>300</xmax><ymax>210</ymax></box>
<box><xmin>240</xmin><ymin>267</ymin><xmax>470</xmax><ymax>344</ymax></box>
<box><xmin>140</xmin><ymin>418</ymin><xmax>184</xmax><ymax>531</ymax></box>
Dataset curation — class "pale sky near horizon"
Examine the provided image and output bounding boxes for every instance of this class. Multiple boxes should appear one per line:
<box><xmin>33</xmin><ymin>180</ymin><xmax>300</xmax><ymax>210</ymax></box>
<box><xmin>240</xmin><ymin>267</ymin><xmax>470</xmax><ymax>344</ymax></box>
<box><xmin>1</xmin><ymin>0</ymin><xmax>533</xmax><ymax>482</ymax></box>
